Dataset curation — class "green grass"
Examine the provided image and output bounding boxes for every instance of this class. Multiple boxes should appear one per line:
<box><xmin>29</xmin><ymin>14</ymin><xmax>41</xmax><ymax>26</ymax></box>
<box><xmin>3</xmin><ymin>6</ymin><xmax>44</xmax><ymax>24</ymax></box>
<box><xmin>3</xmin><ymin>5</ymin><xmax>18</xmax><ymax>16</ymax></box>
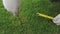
<box><xmin>0</xmin><ymin>0</ymin><xmax>60</xmax><ymax>34</ymax></box>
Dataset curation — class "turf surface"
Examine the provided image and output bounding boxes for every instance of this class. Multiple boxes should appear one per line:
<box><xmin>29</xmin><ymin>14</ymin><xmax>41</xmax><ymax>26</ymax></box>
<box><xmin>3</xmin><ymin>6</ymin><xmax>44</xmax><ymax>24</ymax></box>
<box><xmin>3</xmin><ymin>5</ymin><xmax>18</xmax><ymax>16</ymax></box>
<box><xmin>0</xmin><ymin>0</ymin><xmax>60</xmax><ymax>34</ymax></box>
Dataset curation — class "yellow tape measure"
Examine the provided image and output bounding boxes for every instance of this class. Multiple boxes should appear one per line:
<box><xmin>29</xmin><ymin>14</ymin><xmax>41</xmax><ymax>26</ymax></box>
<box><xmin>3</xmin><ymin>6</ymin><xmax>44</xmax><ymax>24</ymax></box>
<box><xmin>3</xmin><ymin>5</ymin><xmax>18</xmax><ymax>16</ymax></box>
<box><xmin>37</xmin><ymin>13</ymin><xmax>54</xmax><ymax>20</ymax></box>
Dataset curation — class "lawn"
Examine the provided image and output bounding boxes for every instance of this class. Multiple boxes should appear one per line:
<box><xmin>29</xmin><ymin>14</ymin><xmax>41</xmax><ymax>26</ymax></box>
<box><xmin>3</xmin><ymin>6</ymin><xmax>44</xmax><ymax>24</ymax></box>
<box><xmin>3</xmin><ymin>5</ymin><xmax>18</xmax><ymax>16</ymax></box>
<box><xmin>0</xmin><ymin>0</ymin><xmax>60</xmax><ymax>34</ymax></box>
